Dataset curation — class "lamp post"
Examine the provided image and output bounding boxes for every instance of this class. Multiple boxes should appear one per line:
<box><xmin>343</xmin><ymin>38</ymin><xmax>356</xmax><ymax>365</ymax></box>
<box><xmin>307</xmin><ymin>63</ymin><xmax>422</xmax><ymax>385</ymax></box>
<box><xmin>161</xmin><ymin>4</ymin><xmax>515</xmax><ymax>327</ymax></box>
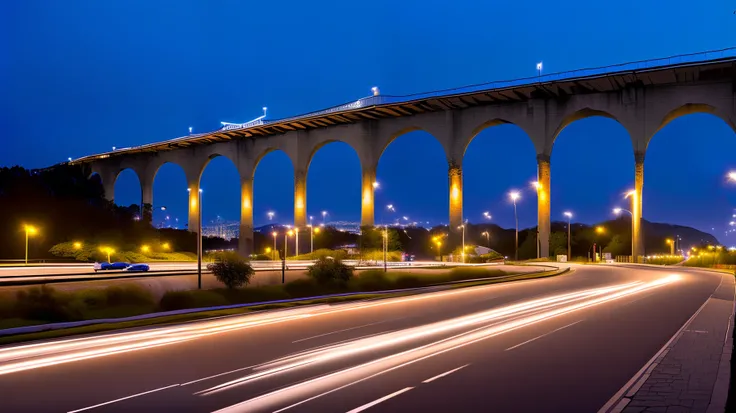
<box><xmin>436</xmin><ymin>240</ymin><xmax>442</xmax><ymax>262</ymax></box>
<box><xmin>510</xmin><ymin>191</ymin><xmax>520</xmax><ymax>261</ymax></box>
<box><xmin>285</xmin><ymin>230</ymin><xmax>293</xmax><ymax>258</ymax></box>
<box><xmin>267</xmin><ymin>211</ymin><xmax>275</xmax><ymax>221</ymax></box>
<box><xmin>310</xmin><ymin>225</ymin><xmax>320</xmax><ymax>253</ymax></box>
<box><xmin>613</xmin><ymin>206</ymin><xmax>634</xmax><ymax>261</ymax></box>
<box><xmin>458</xmin><ymin>224</ymin><xmax>466</xmax><ymax>263</ymax></box>
<box><xmin>481</xmin><ymin>231</ymin><xmax>490</xmax><ymax>247</ymax></box>
<box><xmin>272</xmin><ymin>231</ymin><xmax>277</xmax><ymax>261</ymax></box>
<box><xmin>322</xmin><ymin>210</ymin><xmax>328</xmax><ymax>225</ymax></box>
<box><xmin>23</xmin><ymin>225</ymin><xmax>37</xmax><ymax>265</ymax></box>
<box><xmin>563</xmin><ymin>211</ymin><xmax>573</xmax><ymax>260</ymax></box>
<box><xmin>666</xmin><ymin>238</ymin><xmax>675</xmax><ymax>255</ymax></box>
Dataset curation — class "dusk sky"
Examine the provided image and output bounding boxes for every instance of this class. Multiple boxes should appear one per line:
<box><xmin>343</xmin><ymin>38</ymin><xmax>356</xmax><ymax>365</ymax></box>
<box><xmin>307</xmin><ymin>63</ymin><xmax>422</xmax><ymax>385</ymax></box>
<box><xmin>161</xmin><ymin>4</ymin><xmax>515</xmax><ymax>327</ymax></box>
<box><xmin>3</xmin><ymin>1</ymin><xmax>736</xmax><ymax>240</ymax></box>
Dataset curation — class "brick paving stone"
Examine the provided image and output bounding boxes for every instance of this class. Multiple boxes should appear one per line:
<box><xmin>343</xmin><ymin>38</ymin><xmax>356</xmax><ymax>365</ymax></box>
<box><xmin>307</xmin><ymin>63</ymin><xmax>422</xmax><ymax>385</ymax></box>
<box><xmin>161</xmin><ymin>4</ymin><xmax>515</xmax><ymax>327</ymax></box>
<box><xmin>606</xmin><ymin>273</ymin><xmax>734</xmax><ymax>413</ymax></box>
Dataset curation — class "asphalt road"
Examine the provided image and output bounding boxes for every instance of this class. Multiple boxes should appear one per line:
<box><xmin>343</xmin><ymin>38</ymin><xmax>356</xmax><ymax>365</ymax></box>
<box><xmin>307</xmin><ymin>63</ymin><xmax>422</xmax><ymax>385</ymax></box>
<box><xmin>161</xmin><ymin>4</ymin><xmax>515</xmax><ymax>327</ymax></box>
<box><xmin>0</xmin><ymin>264</ymin><xmax>724</xmax><ymax>412</ymax></box>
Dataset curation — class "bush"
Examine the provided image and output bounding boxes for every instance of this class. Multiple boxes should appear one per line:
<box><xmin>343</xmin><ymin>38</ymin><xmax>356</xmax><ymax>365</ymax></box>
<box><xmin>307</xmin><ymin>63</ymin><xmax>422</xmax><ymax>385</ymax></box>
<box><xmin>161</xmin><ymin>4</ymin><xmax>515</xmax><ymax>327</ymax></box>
<box><xmin>207</xmin><ymin>252</ymin><xmax>254</xmax><ymax>289</ymax></box>
<box><xmin>448</xmin><ymin>267</ymin><xmax>505</xmax><ymax>282</ymax></box>
<box><xmin>159</xmin><ymin>290</ymin><xmax>230</xmax><ymax>311</ymax></box>
<box><xmin>307</xmin><ymin>257</ymin><xmax>354</xmax><ymax>285</ymax></box>
<box><xmin>393</xmin><ymin>274</ymin><xmax>423</xmax><ymax>289</ymax></box>
<box><xmin>14</xmin><ymin>285</ymin><xmax>77</xmax><ymax>322</ymax></box>
<box><xmin>288</xmin><ymin>249</ymin><xmax>348</xmax><ymax>261</ymax></box>
<box><xmin>350</xmin><ymin>270</ymin><xmax>391</xmax><ymax>291</ymax></box>
<box><xmin>283</xmin><ymin>278</ymin><xmax>324</xmax><ymax>297</ymax></box>
<box><xmin>361</xmin><ymin>250</ymin><xmax>403</xmax><ymax>262</ymax></box>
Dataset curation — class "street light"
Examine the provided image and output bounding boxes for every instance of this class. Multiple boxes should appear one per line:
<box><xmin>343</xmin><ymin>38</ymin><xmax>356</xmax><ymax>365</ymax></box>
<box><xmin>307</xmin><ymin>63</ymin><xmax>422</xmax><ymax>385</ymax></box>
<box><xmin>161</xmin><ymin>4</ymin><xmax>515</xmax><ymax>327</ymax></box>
<box><xmin>272</xmin><ymin>231</ymin><xmax>277</xmax><ymax>260</ymax></box>
<box><xmin>267</xmin><ymin>211</ymin><xmax>275</xmax><ymax>221</ymax></box>
<box><xmin>483</xmin><ymin>211</ymin><xmax>491</xmax><ymax>220</ymax></box>
<box><xmin>285</xmin><ymin>230</ymin><xmax>294</xmax><ymax>258</ymax></box>
<box><xmin>162</xmin><ymin>242</ymin><xmax>170</xmax><ymax>250</ymax></box>
<box><xmin>458</xmin><ymin>224</ymin><xmax>466</xmax><ymax>263</ymax></box>
<box><xmin>23</xmin><ymin>225</ymin><xmax>37</xmax><ymax>264</ymax></box>
<box><xmin>310</xmin><ymin>225</ymin><xmax>320</xmax><ymax>253</ymax></box>
<box><xmin>322</xmin><ymin>210</ymin><xmax>328</xmax><ymax>225</ymax></box>
<box><xmin>614</xmin><ymin>201</ymin><xmax>635</xmax><ymax>261</ymax></box>
<box><xmin>728</xmin><ymin>171</ymin><xmax>736</xmax><ymax>182</ymax></box>
<box><xmin>141</xmin><ymin>245</ymin><xmax>150</xmax><ymax>253</ymax></box>
<box><xmin>435</xmin><ymin>240</ymin><xmax>442</xmax><ymax>261</ymax></box>
<box><xmin>481</xmin><ymin>231</ymin><xmax>490</xmax><ymax>247</ymax></box>
<box><xmin>509</xmin><ymin>191</ymin><xmax>520</xmax><ymax>261</ymax></box>
<box><xmin>99</xmin><ymin>246</ymin><xmax>114</xmax><ymax>263</ymax></box>
<box><xmin>563</xmin><ymin>211</ymin><xmax>573</xmax><ymax>260</ymax></box>
<box><xmin>666</xmin><ymin>238</ymin><xmax>674</xmax><ymax>255</ymax></box>
<box><xmin>373</xmin><ymin>181</ymin><xmax>379</xmax><ymax>189</ymax></box>
<box><xmin>73</xmin><ymin>241</ymin><xmax>82</xmax><ymax>250</ymax></box>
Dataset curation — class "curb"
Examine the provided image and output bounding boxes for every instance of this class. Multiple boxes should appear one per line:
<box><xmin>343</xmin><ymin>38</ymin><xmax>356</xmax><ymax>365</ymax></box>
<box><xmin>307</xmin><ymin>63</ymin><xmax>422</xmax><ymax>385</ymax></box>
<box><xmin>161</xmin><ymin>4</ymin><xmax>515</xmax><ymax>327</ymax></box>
<box><xmin>0</xmin><ymin>265</ymin><xmax>568</xmax><ymax>338</ymax></box>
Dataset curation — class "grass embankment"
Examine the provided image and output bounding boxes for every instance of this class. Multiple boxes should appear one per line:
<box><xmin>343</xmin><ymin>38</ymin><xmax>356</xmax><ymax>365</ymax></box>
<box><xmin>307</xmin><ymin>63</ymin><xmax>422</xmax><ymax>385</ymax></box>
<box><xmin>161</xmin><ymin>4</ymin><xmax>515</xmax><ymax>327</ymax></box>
<box><xmin>50</xmin><ymin>241</ymin><xmax>196</xmax><ymax>263</ymax></box>
<box><xmin>0</xmin><ymin>265</ymin><xmax>566</xmax><ymax>345</ymax></box>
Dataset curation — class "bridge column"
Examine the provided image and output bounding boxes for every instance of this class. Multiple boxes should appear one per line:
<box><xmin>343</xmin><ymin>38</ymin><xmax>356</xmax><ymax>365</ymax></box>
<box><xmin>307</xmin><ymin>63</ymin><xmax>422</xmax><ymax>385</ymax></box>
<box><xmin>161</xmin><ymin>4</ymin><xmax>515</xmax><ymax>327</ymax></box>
<box><xmin>239</xmin><ymin>176</ymin><xmax>254</xmax><ymax>257</ymax></box>
<box><xmin>294</xmin><ymin>169</ymin><xmax>307</xmax><ymax>229</ymax></box>
<box><xmin>187</xmin><ymin>179</ymin><xmax>201</xmax><ymax>233</ymax></box>
<box><xmin>632</xmin><ymin>152</ymin><xmax>645</xmax><ymax>261</ymax></box>
<box><xmin>537</xmin><ymin>155</ymin><xmax>551</xmax><ymax>258</ymax></box>
<box><xmin>141</xmin><ymin>175</ymin><xmax>153</xmax><ymax>225</ymax></box>
<box><xmin>449</xmin><ymin>161</ymin><xmax>463</xmax><ymax>235</ymax></box>
<box><xmin>361</xmin><ymin>166</ymin><xmax>376</xmax><ymax>227</ymax></box>
<box><xmin>99</xmin><ymin>170</ymin><xmax>116</xmax><ymax>203</ymax></box>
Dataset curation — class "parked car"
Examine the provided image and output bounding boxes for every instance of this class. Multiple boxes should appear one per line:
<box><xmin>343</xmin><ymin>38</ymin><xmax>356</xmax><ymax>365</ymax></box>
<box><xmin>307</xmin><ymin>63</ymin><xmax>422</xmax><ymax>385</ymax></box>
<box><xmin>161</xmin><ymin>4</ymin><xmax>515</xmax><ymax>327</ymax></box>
<box><xmin>125</xmin><ymin>264</ymin><xmax>150</xmax><ymax>272</ymax></box>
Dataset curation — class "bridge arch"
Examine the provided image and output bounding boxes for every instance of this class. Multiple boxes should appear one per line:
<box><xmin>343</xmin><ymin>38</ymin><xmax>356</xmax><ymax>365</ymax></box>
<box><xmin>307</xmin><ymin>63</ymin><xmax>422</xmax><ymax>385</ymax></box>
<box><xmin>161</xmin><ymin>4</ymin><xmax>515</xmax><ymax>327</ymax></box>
<box><xmin>306</xmin><ymin>141</ymin><xmax>362</xmax><ymax>224</ymax></box>
<box><xmin>650</xmin><ymin>103</ymin><xmax>736</xmax><ymax>148</ymax></box>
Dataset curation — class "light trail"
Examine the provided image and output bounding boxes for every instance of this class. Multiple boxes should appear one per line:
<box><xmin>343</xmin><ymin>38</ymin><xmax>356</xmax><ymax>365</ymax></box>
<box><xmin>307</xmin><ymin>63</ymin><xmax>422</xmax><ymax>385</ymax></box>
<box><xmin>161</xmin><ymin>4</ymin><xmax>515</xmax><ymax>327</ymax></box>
<box><xmin>205</xmin><ymin>275</ymin><xmax>680</xmax><ymax>412</ymax></box>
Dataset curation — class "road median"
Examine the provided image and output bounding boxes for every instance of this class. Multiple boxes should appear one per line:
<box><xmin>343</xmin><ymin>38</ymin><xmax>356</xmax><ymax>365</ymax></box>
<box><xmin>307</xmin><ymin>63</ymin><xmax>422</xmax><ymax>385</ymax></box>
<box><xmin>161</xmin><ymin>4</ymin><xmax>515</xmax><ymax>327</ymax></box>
<box><xmin>0</xmin><ymin>265</ymin><xmax>570</xmax><ymax>346</ymax></box>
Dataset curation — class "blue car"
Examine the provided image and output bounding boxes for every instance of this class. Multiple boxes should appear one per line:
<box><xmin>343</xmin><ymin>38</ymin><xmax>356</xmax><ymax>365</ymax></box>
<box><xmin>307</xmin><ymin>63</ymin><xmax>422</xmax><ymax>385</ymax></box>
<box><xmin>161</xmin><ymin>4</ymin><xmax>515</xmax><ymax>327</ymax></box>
<box><xmin>93</xmin><ymin>262</ymin><xmax>130</xmax><ymax>272</ymax></box>
<box><xmin>125</xmin><ymin>264</ymin><xmax>150</xmax><ymax>272</ymax></box>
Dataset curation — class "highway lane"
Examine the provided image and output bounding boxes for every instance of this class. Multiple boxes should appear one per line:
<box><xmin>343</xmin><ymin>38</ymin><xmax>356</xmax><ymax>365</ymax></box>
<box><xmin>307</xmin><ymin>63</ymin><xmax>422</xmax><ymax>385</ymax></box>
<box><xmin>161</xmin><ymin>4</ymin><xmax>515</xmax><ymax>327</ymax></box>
<box><xmin>0</xmin><ymin>264</ymin><xmax>724</xmax><ymax>412</ymax></box>
<box><xmin>0</xmin><ymin>260</ymin><xmax>445</xmax><ymax>279</ymax></box>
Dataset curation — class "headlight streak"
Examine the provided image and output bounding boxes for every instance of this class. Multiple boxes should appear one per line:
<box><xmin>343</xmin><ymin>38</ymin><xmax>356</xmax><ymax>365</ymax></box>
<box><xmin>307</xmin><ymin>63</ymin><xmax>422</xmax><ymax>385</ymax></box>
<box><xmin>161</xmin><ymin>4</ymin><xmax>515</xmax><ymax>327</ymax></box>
<box><xmin>203</xmin><ymin>275</ymin><xmax>680</xmax><ymax>412</ymax></box>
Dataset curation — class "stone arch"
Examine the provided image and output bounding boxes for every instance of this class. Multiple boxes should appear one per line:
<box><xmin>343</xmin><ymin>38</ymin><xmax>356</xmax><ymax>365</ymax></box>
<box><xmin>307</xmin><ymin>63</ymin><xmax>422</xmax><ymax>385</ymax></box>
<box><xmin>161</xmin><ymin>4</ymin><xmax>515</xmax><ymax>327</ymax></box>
<box><xmin>306</xmin><ymin>140</ymin><xmax>363</xmax><ymax>223</ymax></box>
<box><xmin>376</xmin><ymin>125</ymin><xmax>449</xmax><ymax>168</ymax></box>
<box><xmin>550</xmin><ymin>108</ymin><xmax>632</xmax><ymax>155</ymax></box>
<box><xmin>461</xmin><ymin>118</ymin><xmax>536</xmax><ymax>159</ymax></box>
<box><xmin>649</xmin><ymin>103</ymin><xmax>736</xmax><ymax>149</ymax></box>
<box><xmin>112</xmin><ymin>167</ymin><xmax>142</xmax><ymax>208</ymax></box>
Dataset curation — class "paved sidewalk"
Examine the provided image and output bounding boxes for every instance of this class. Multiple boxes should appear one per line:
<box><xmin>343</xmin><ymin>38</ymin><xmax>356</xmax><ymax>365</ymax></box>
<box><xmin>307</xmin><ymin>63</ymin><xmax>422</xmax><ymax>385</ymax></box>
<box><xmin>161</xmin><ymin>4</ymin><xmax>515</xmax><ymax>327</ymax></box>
<box><xmin>606</xmin><ymin>272</ymin><xmax>735</xmax><ymax>413</ymax></box>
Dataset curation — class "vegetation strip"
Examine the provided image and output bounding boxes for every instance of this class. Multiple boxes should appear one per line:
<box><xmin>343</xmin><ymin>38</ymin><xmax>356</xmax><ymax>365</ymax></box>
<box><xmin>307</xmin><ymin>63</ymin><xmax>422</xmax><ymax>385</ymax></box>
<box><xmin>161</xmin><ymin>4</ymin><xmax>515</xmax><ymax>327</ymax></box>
<box><xmin>0</xmin><ymin>266</ymin><xmax>568</xmax><ymax>346</ymax></box>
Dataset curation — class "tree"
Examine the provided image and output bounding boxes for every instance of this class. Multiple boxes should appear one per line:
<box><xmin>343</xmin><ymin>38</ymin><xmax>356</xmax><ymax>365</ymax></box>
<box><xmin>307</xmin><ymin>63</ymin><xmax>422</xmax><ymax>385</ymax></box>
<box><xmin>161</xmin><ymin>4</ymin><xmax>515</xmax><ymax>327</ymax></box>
<box><xmin>307</xmin><ymin>257</ymin><xmax>354</xmax><ymax>284</ymax></box>
<box><xmin>549</xmin><ymin>231</ymin><xmax>567</xmax><ymax>256</ymax></box>
<box><xmin>361</xmin><ymin>227</ymin><xmax>401</xmax><ymax>251</ymax></box>
<box><xmin>207</xmin><ymin>252</ymin><xmax>254</xmax><ymax>289</ymax></box>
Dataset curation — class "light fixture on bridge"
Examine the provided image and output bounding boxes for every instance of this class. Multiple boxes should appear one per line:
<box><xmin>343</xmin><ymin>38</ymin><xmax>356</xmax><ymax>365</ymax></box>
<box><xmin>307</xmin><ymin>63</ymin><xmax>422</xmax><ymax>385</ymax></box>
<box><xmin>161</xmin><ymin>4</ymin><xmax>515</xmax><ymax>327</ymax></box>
<box><xmin>67</xmin><ymin>157</ymin><xmax>72</xmax><ymax>162</ymax></box>
<box><xmin>263</xmin><ymin>107</ymin><xmax>268</xmax><ymax>117</ymax></box>
<box><xmin>373</xmin><ymin>181</ymin><xmax>379</xmax><ymax>188</ymax></box>
<box><xmin>371</xmin><ymin>86</ymin><xmax>380</xmax><ymax>96</ymax></box>
<box><xmin>536</xmin><ymin>62</ymin><xmax>543</xmax><ymax>76</ymax></box>
<box><xmin>727</xmin><ymin>171</ymin><xmax>736</xmax><ymax>181</ymax></box>
<box><xmin>189</xmin><ymin>126</ymin><xmax>193</xmax><ymax>134</ymax></box>
<box><xmin>112</xmin><ymin>146</ymin><xmax>116</xmax><ymax>151</ymax></box>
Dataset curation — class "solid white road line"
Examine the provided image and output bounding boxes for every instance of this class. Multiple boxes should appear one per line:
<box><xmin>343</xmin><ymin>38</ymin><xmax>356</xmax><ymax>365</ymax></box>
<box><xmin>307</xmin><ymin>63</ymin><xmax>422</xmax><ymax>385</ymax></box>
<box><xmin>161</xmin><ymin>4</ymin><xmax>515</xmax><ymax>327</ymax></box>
<box><xmin>422</xmin><ymin>364</ymin><xmax>469</xmax><ymax>383</ymax></box>
<box><xmin>66</xmin><ymin>384</ymin><xmax>180</xmax><ymax>412</ymax></box>
<box><xmin>292</xmin><ymin>321</ymin><xmax>387</xmax><ymax>343</ymax></box>
<box><xmin>504</xmin><ymin>320</ymin><xmax>583</xmax><ymax>351</ymax></box>
<box><xmin>180</xmin><ymin>363</ymin><xmax>259</xmax><ymax>386</ymax></box>
<box><xmin>344</xmin><ymin>387</ymin><xmax>414</xmax><ymax>413</ymax></box>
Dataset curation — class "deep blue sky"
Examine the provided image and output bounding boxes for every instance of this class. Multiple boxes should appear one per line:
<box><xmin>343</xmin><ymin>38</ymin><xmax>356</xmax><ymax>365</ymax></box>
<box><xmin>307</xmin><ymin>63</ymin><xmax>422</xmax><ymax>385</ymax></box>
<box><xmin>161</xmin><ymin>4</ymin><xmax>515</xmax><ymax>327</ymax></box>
<box><xmin>3</xmin><ymin>1</ymin><xmax>736</xmax><ymax>240</ymax></box>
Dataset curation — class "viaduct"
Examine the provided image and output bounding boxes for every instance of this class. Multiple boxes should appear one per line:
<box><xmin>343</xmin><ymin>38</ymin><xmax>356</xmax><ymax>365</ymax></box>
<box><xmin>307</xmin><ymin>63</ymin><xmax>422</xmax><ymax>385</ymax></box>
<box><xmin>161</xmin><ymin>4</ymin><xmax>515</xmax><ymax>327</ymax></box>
<box><xmin>72</xmin><ymin>49</ymin><xmax>736</xmax><ymax>259</ymax></box>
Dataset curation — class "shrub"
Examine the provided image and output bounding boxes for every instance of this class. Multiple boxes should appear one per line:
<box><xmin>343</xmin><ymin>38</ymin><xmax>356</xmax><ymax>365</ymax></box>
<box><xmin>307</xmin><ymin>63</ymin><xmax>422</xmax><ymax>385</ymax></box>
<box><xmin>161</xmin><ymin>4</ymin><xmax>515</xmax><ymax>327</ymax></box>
<box><xmin>284</xmin><ymin>278</ymin><xmax>323</xmax><ymax>297</ymax></box>
<box><xmin>480</xmin><ymin>251</ymin><xmax>504</xmax><ymax>262</ymax></box>
<box><xmin>217</xmin><ymin>285</ymin><xmax>290</xmax><ymax>303</ymax></box>
<box><xmin>350</xmin><ymin>270</ymin><xmax>391</xmax><ymax>291</ymax></box>
<box><xmin>207</xmin><ymin>251</ymin><xmax>254</xmax><ymax>289</ymax></box>
<box><xmin>307</xmin><ymin>257</ymin><xmax>354</xmax><ymax>284</ymax></box>
<box><xmin>14</xmin><ymin>285</ymin><xmax>78</xmax><ymax>322</ymax></box>
<box><xmin>448</xmin><ymin>267</ymin><xmax>505</xmax><ymax>282</ymax></box>
<box><xmin>361</xmin><ymin>250</ymin><xmax>403</xmax><ymax>262</ymax></box>
<box><xmin>393</xmin><ymin>275</ymin><xmax>423</xmax><ymax>289</ymax></box>
<box><xmin>159</xmin><ymin>290</ymin><xmax>230</xmax><ymax>311</ymax></box>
